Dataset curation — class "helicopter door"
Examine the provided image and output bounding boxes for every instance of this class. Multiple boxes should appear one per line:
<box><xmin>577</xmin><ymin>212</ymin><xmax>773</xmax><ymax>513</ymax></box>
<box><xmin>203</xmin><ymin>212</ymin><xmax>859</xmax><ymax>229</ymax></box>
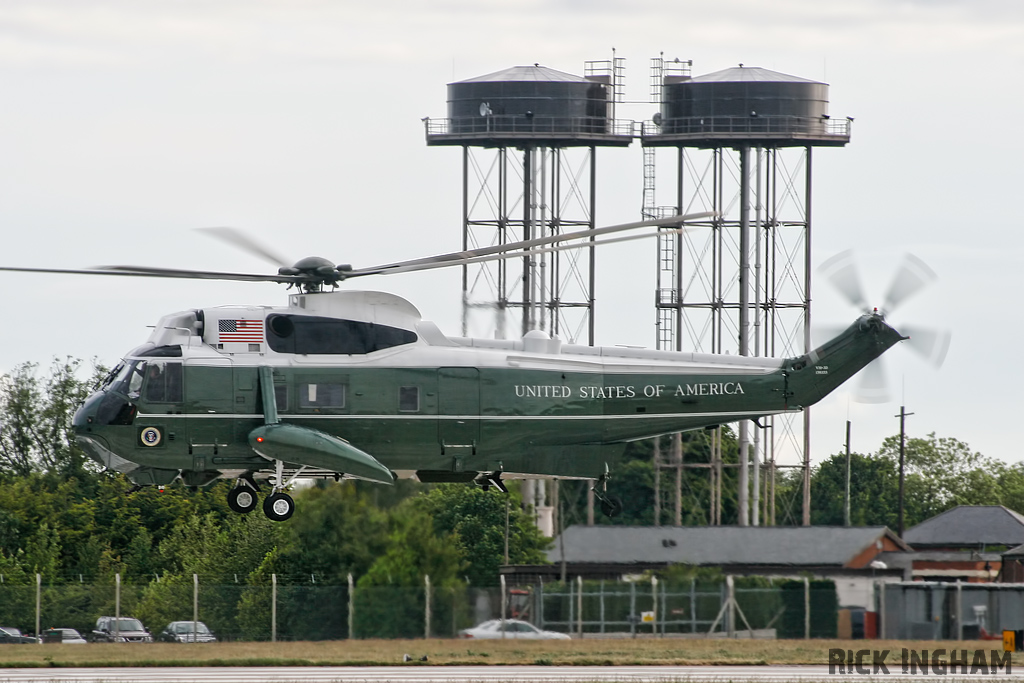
<box><xmin>184</xmin><ymin>362</ymin><xmax>234</xmax><ymax>469</ymax></box>
<box><xmin>437</xmin><ymin>368</ymin><xmax>480</xmax><ymax>464</ymax></box>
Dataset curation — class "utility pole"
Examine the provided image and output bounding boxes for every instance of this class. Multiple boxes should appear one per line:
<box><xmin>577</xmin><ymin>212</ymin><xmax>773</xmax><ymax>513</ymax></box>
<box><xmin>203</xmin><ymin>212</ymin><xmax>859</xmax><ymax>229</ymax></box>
<box><xmin>896</xmin><ymin>406</ymin><xmax>913</xmax><ymax>538</ymax></box>
<box><xmin>844</xmin><ymin>420</ymin><xmax>851</xmax><ymax>527</ymax></box>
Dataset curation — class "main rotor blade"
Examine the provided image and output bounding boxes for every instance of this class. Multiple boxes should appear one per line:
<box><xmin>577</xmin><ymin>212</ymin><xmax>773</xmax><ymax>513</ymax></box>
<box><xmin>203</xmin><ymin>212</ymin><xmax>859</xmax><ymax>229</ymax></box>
<box><xmin>345</xmin><ymin>227</ymin><xmax>691</xmax><ymax>279</ymax></box>
<box><xmin>197</xmin><ymin>227</ymin><xmax>292</xmax><ymax>268</ymax></box>
<box><xmin>350</xmin><ymin>212</ymin><xmax>716</xmax><ymax>278</ymax></box>
<box><xmin>818</xmin><ymin>250</ymin><xmax>868</xmax><ymax>312</ymax></box>
<box><xmin>90</xmin><ymin>265</ymin><xmax>300</xmax><ymax>284</ymax></box>
<box><xmin>883</xmin><ymin>254</ymin><xmax>936</xmax><ymax>315</ymax></box>
<box><xmin>900</xmin><ymin>325</ymin><xmax>952</xmax><ymax>368</ymax></box>
<box><xmin>853</xmin><ymin>357</ymin><xmax>890</xmax><ymax>404</ymax></box>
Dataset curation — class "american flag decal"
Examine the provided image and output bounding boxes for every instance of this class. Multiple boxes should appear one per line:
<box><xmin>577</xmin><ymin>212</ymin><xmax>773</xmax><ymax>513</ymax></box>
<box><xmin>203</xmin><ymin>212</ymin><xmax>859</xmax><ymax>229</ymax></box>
<box><xmin>218</xmin><ymin>319</ymin><xmax>264</xmax><ymax>343</ymax></box>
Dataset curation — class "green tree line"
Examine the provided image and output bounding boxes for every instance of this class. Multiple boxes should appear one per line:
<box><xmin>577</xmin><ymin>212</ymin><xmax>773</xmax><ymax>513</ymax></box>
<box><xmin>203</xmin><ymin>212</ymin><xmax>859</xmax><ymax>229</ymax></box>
<box><xmin>567</xmin><ymin>422</ymin><xmax>1024</xmax><ymax>531</ymax></box>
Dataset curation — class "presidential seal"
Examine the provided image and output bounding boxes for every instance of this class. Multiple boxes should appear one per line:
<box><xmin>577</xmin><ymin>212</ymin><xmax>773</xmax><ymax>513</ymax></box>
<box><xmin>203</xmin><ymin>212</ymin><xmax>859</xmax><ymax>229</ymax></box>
<box><xmin>140</xmin><ymin>427</ymin><xmax>162</xmax><ymax>447</ymax></box>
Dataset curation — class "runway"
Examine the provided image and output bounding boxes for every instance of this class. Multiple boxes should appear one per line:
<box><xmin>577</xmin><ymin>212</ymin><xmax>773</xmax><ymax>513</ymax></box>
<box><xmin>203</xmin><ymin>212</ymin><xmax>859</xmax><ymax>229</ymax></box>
<box><xmin>0</xmin><ymin>666</ymin><xmax>1016</xmax><ymax>683</ymax></box>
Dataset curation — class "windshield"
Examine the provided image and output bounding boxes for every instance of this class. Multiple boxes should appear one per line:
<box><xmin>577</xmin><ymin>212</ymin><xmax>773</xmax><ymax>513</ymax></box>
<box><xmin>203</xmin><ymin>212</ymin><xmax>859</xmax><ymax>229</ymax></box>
<box><xmin>113</xmin><ymin>618</ymin><xmax>144</xmax><ymax>631</ymax></box>
<box><xmin>100</xmin><ymin>363</ymin><xmax>124</xmax><ymax>389</ymax></box>
<box><xmin>174</xmin><ymin>622</ymin><xmax>209</xmax><ymax>634</ymax></box>
<box><xmin>106</xmin><ymin>361</ymin><xmax>144</xmax><ymax>398</ymax></box>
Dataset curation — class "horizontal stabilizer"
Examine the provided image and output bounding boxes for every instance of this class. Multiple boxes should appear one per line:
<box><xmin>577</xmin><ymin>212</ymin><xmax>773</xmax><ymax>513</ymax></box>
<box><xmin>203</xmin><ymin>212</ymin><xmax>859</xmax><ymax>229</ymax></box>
<box><xmin>248</xmin><ymin>424</ymin><xmax>394</xmax><ymax>485</ymax></box>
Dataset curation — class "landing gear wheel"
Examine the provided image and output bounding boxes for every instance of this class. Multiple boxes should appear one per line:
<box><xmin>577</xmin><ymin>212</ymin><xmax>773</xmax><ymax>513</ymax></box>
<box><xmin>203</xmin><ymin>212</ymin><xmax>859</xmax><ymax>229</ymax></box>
<box><xmin>600</xmin><ymin>494</ymin><xmax>623</xmax><ymax>518</ymax></box>
<box><xmin>263</xmin><ymin>491</ymin><xmax>295</xmax><ymax>522</ymax></box>
<box><xmin>227</xmin><ymin>486</ymin><xmax>258</xmax><ymax>514</ymax></box>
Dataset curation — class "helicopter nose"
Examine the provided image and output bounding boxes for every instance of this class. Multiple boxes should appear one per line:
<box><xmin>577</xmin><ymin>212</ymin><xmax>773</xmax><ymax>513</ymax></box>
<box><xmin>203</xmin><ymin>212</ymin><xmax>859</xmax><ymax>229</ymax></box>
<box><xmin>72</xmin><ymin>392</ymin><xmax>101</xmax><ymax>429</ymax></box>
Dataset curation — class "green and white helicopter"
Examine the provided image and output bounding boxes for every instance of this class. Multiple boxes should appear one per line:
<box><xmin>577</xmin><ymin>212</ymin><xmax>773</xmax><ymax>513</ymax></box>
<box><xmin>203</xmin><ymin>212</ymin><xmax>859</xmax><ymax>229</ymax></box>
<box><xmin>1</xmin><ymin>215</ymin><xmax>933</xmax><ymax>521</ymax></box>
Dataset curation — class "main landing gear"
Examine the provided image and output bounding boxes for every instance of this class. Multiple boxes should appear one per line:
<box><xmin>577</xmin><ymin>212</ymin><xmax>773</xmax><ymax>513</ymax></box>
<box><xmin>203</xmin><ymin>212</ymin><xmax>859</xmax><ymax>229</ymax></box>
<box><xmin>227</xmin><ymin>466</ymin><xmax>297</xmax><ymax>522</ymax></box>
<box><xmin>227</xmin><ymin>485</ymin><xmax>258</xmax><ymax>514</ymax></box>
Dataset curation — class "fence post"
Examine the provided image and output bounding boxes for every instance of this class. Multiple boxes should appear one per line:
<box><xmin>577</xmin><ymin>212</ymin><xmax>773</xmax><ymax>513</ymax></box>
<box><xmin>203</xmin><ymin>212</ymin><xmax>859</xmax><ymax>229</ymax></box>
<box><xmin>538</xmin><ymin>581</ymin><xmax>545</xmax><ymax>629</ymax></box>
<box><xmin>599</xmin><ymin>580</ymin><xmax>605</xmax><ymax>634</ymax></box>
<box><xmin>576</xmin><ymin>575</ymin><xmax>583</xmax><ymax>638</ymax></box>
<box><xmin>424</xmin><ymin>574</ymin><xmax>431</xmax><ymax>639</ymax></box>
<box><xmin>956</xmin><ymin>580</ymin><xmax>962</xmax><ymax>641</ymax></box>
<box><xmin>347</xmin><ymin>573</ymin><xmax>354</xmax><ymax>640</ymax></box>
<box><xmin>271</xmin><ymin>573</ymin><xmax>277</xmax><ymax>643</ymax></box>
<box><xmin>879</xmin><ymin>580</ymin><xmax>887</xmax><ymax>639</ymax></box>
<box><xmin>651</xmin><ymin>576</ymin><xmax>658</xmax><ymax>637</ymax></box>
<box><xmin>690</xmin><ymin>578</ymin><xmax>696</xmax><ymax>634</ymax></box>
<box><xmin>500</xmin><ymin>574</ymin><xmax>507</xmax><ymax>640</ymax></box>
<box><xmin>727</xmin><ymin>575</ymin><xmax>735</xmax><ymax>638</ymax></box>
<box><xmin>568</xmin><ymin>577</ymin><xmax>574</xmax><ymax>634</ymax></box>
<box><xmin>193</xmin><ymin>574</ymin><xmax>199</xmax><ymax>642</ymax></box>
<box><xmin>35</xmin><ymin>573</ymin><xmax>41</xmax><ymax>644</ymax></box>
<box><xmin>803</xmin><ymin>576</ymin><xmax>810</xmax><ymax>640</ymax></box>
<box><xmin>629</xmin><ymin>581</ymin><xmax>636</xmax><ymax>638</ymax></box>
<box><xmin>115</xmin><ymin>573</ymin><xmax>121</xmax><ymax>641</ymax></box>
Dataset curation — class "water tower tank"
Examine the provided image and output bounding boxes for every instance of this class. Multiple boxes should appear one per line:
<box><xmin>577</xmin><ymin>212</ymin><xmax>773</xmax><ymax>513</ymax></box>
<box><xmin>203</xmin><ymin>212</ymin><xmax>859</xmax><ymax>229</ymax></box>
<box><xmin>436</xmin><ymin>64</ymin><xmax>628</xmax><ymax>145</ymax></box>
<box><xmin>653</xmin><ymin>65</ymin><xmax>847</xmax><ymax>146</ymax></box>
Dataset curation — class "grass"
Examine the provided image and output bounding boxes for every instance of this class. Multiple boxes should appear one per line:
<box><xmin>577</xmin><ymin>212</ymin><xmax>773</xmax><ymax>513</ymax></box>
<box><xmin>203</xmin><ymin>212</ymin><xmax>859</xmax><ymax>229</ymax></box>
<box><xmin>0</xmin><ymin>638</ymin><xmax>1014</xmax><ymax>668</ymax></box>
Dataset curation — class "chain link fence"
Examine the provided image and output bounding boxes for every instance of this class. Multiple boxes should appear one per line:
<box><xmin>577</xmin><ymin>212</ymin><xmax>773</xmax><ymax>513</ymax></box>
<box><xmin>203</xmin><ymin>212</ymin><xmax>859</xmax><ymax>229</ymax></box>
<box><xmin>0</xmin><ymin>574</ymin><xmax>836</xmax><ymax>641</ymax></box>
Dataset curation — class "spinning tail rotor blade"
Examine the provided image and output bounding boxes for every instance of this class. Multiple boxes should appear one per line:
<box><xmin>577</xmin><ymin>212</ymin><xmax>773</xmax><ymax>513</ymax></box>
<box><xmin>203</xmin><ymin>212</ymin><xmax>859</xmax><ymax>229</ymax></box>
<box><xmin>883</xmin><ymin>254</ymin><xmax>936</xmax><ymax>315</ymax></box>
<box><xmin>900</xmin><ymin>325</ymin><xmax>952</xmax><ymax>368</ymax></box>
<box><xmin>197</xmin><ymin>227</ymin><xmax>292</xmax><ymax>268</ymax></box>
<box><xmin>819</xmin><ymin>250</ymin><xmax>868</xmax><ymax>312</ymax></box>
<box><xmin>853</xmin><ymin>357</ymin><xmax>890</xmax><ymax>404</ymax></box>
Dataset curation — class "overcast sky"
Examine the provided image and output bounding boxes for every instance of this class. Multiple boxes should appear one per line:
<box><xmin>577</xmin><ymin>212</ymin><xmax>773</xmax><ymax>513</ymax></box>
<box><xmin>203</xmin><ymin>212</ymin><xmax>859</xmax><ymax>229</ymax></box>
<box><xmin>1</xmin><ymin>0</ymin><xmax>1022</xmax><ymax>468</ymax></box>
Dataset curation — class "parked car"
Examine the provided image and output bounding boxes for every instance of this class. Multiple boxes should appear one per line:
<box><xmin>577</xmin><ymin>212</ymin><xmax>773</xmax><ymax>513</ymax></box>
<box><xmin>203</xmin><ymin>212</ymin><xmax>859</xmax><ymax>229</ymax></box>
<box><xmin>90</xmin><ymin>616</ymin><xmax>152</xmax><ymax>643</ymax></box>
<box><xmin>0</xmin><ymin>626</ymin><xmax>37</xmax><ymax>644</ymax></box>
<box><xmin>157</xmin><ymin>621</ymin><xmax>217</xmax><ymax>643</ymax></box>
<box><xmin>41</xmin><ymin>628</ymin><xmax>87</xmax><ymax>644</ymax></box>
<box><xmin>458</xmin><ymin>618</ymin><xmax>570</xmax><ymax>640</ymax></box>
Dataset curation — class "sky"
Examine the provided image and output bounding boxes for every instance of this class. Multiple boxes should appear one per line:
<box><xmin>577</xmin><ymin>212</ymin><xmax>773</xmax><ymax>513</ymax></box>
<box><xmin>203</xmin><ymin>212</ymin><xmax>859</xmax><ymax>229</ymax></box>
<box><xmin>1</xmin><ymin>0</ymin><xmax>1022</xmax><ymax>470</ymax></box>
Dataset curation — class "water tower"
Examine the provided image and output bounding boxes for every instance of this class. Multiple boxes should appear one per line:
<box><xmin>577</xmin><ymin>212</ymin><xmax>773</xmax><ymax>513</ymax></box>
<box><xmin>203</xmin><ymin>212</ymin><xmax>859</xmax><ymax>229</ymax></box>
<box><xmin>424</xmin><ymin>59</ymin><xmax>631</xmax><ymax>345</ymax></box>
<box><xmin>425</xmin><ymin>58</ymin><xmax>632</xmax><ymax>530</ymax></box>
<box><xmin>641</xmin><ymin>60</ymin><xmax>851</xmax><ymax>528</ymax></box>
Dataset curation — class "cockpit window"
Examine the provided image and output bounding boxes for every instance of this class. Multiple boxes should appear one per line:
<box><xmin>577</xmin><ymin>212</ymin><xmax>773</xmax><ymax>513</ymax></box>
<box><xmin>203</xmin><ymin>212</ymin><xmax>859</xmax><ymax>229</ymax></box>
<box><xmin>266</xmin><ymin>314</ymin><xmax>417</xmax><ymax>355</ymax></box>
<box><xmin>142</xmin><ymin>362</ymin><xmax>183</xmax><ymax>403</ymax></box>
<box><xmin>107</xmin><ymin>361</ymin><xmax>144</xmax><ymax>398</ymax></box>
<box><xmin>100</xmin><ymin>363</ymin><xmax>125</xmax><ymax>389</ymax></box>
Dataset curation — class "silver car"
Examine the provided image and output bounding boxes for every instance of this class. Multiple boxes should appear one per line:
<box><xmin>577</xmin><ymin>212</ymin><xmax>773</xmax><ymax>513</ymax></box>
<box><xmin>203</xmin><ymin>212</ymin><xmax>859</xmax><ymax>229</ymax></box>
<box><xmin>458</xmin><ymin>618</ymin><xmax>570</xmax><ymax>640</ymax></box>
<box><xmin>42</xmin><ymin>628</ymin><xmax>87</xmax><ymax>644</ymax></box>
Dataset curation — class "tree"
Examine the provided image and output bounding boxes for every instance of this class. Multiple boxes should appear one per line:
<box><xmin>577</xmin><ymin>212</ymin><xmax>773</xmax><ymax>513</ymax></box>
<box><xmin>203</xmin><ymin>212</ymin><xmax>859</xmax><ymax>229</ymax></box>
<box><xmin>415</xmin><ymin>484</ymin><xmax>549</xmax><ymax>586</ymax></box>
<box><xmin>810</xmin><ymin>451</ymin><xmax>900</xmax><ymax>527</ymax></box>
<box><xmin>879</xmin><ymin>432</ymin><xmax>1004</xmax><ymax>527</ymax></box>
<box><xmin>0</xmin><ymin>358</ymin><xmax>105</xmax><ymax>478</ymax></box>
<box><xmin>273</xmin><ymin>482</ymin><xmax>390</xmax><ymax>583</ymax></box>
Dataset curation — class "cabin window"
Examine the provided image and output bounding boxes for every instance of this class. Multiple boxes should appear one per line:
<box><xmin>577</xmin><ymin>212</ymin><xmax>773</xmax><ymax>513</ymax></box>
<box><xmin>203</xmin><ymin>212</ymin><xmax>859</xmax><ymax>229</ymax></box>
<box><xmin>142</xmin><ymin>362</ymin><xmax>183</xmax><ymax>403</ymax></box>
<box><xmin>299</xmin><ymin>383</ymin><xmax>346</xmax><ymax>409</ymax></box>
<box><xmin>399</xmin><ymin>386</ymin><xmax>419</xmax><ymax>412</ymax></box>
<box><xmin>265</xmin><ymin>314</ymin><xmax>417</xmax><ymax>355</ymax></box>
